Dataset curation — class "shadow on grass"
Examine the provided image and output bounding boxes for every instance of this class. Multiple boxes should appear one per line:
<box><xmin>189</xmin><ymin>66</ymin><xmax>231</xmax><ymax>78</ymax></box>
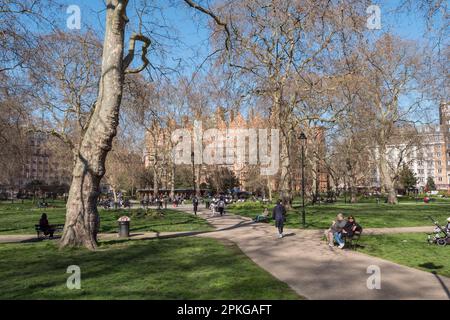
<box><xmin>419</xmin><ymin>262</ymin><xmax>444</xmax><ymax>270</ymax></box>
<box><xmin>0</xmin><ymin>237</ymin><xmax>301</xmax><ymax>299</ymax></box>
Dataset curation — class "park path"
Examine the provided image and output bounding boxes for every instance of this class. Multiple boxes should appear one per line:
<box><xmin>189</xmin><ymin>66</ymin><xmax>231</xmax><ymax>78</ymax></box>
<box><xmin>1</xmin><ymin>206</ymin><xmax>449</xmax><ymax>299</ymax></box>
<box><xmin>173</xmin><ymin>205</ymin><xmax>450</xmax><ymax>300</ymax></box>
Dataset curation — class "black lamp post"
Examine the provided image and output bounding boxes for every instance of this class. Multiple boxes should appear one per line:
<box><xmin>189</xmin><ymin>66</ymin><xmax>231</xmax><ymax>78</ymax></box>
<box><xmin>299</xmin><ymin>132</ymin><xmax>307</xmax><ymax>227</ymax></box>
<box><xmin>191</xmin><ymin>151</ymin><xmax>196</xmax><ymax>197</ymax></box>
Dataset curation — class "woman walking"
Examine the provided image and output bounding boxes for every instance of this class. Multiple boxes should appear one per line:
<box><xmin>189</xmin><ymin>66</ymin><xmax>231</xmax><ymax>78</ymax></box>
<box><xmin>272</xmin><ymin>200</ymin><xmax>286</xmax><ymax>238</ymax></box>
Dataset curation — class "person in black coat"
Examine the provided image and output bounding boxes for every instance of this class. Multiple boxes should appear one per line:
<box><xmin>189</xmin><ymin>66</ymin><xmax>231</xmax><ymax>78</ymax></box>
<box><xmin>342</xmin><ymin>216</ymin><xmax>362</xmax><ymax>238</ymax></box>
<box><xmin>39</xmin><ymin>213</ymin><xmax>54</xmax><ymax>238</ymax></box>
<box><xmin>193</xmin><ymin>196</ymin><xmax>199</xmax><ymax>215</ymax></box>
<box><xmin>272</xmin><ymin>200</ymin><xmax>286</xmax><ymax>238</ymax></box>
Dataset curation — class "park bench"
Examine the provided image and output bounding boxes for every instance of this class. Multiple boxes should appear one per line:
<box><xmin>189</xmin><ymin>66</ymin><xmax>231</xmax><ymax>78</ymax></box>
<box><xmin>343</xmin><ymin>230</ymin><xmax>363</xmax><ymax>250</ymax></box>
<box><xmin>34</xmin><ymin>224</ymin><xmax>65</xmax><ymax>239</ymax></box>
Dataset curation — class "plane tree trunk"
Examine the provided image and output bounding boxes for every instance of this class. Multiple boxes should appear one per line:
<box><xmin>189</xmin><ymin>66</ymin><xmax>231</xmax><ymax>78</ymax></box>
<box><xmin>60</xmin><ymin>0</ymin><xmax>150</xmax><ymax>249</ymax></box>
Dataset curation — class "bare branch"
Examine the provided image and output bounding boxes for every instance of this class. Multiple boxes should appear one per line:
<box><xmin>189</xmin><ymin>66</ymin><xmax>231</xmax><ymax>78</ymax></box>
<box><xmin>123</xmin><ymin>33</ymin><xmax>151</xmax><ymax>74</ymax></box>
<box><xmin>183</xmin><ymin>0</ymin><xmax>231</xmax><ymax>51</ymax></box>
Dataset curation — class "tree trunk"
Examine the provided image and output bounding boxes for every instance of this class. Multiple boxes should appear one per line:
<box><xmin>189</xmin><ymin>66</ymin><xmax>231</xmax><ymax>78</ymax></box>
<box><xmin>267</xmin><ymin>176</ymin><xmax>272</xmax><ymax>202</ymax></box>
<box><xmin>347</xmin><ymin>176</ymin><xmax>357</xmax><ymax>203</ymax></box>
<box><xmin>170</xmin><ymin>162</ymin><xmax>175</xmax><ymax>199</ymax></box>
<box><xmin>153</xmin><ymin>164</ymin><xmax>159</xmax><ymax>197</ymax></box>
<box><xmin>195</xmin><ymin>166</ymin><xmax>201</xmax><ymax>196</ymax></box>
<box><xmin>60</xmin><ymin>0</ymin><xmax>128</xmax><ymax>249</ymax></box>
<box><xmin>379</xmin><ymin>150</ymin><xmax>398</xmax><ymax>204</ymax></box>
<box><xmin>279</xmin><ymin>129</ymin><xmax>292</xmax><ymax>208</ymax></box>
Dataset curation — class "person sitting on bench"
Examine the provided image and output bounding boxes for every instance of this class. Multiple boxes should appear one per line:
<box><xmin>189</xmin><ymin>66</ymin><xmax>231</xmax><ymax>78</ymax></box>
<box><xmin>39</xmin><ymin>213</ymin><xmax>54</xmax><ymax>238</ymax></box>
<box><xmin>325</xmin><ymin>213</ymin><xmax>347</xmax><ymax>248</ymax></box>
<box><xmin>254</xmin><ymin>207</ymin><xmax>269</xmax><ymax>222</ymax></box>
<box><xmin>342</xmin><ymin>216</ymin><xmax>362</xmax><ymax>238</ymax></box>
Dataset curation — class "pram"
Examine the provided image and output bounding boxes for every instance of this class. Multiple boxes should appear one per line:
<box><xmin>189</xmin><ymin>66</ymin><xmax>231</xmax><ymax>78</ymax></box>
<box><xmin>427</xmin><ymin>216</ymin><xmax>450</xmax><ymax>246</ymax></box>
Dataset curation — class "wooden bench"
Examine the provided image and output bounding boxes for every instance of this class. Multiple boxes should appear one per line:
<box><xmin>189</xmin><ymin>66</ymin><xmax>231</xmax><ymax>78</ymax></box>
<box><xmin>35</xmin><ymin>224</ymin><xmax>64</xmax><ymax>239</ymax></box>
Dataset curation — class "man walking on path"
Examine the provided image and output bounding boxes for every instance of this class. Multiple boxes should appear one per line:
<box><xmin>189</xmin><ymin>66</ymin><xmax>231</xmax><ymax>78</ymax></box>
<box><xmin>193</xmin><ymin>196</ymin><xmax>199</xmax><ymax>215</ymax></box>
<box><xmin>217</xmin><ymin>197</ymin><xmax>225</xmax><ymax>216</ymax></box>
<box><xmin>272</xmin><ymin>200</ymin><xmax>286</xmax><ymax>238</ymax></box>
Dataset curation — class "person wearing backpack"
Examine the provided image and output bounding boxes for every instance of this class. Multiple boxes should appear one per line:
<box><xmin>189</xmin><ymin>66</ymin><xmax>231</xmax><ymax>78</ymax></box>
<box><xmin>193</xmin><ymin>196</ymin><xmax>199</xmax><ymax>215</ymax></box>
<box><xmin>217</xmin><ymin>197</ymin><xmax>225</xmax><ymax>216</ymax></box>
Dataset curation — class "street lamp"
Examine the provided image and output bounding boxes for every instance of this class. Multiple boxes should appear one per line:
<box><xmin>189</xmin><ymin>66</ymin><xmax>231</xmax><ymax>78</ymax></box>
<box><xmin>191</xmin><ymin>151</ymin><xmax>196</xmax><ymax>197</ymax></box>
<box><xmin>299</xmin><ymin>132</ymin><xmax>307</xmax><ymax>227</ymax></box>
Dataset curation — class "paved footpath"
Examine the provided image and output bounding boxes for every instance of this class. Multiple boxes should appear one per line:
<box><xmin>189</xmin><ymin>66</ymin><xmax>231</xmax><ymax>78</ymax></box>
<box><xmin>174</xmin><ymin>205</ymin><xmax>450</xmax><ymax>300</ymax></box>
<box><xmin>1</xmin><ymin>206</ymin><xmax>449</xmax><ymax>299</ymax></box>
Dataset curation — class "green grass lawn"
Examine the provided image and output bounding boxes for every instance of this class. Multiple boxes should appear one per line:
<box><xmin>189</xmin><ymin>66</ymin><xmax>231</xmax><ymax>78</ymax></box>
<box><xmin>358</xmin><ymin>233</ymin><xmax>450</xmax><ymax>278</ymax></box>
<box><xmin>0</xmin><ymin>200</ymin><xmax>212</xmax><ymax>234</ymax></box>
<box><xmin>227</xmin><ymin>200</ymin><xmax>450</xmax><ymax>229</ymax></box>
<box><xmin>0</xmin><ymin>237</ymin><xmax>301</xmax><ymax>299</ymax></box>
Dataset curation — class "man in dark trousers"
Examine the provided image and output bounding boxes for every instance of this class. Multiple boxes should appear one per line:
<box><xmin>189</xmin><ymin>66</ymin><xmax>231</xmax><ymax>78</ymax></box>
<box><xmin>193</xmin><ymin>196</ymin><xmax>199</xmax><ymax>215</ymax></box>
<box><xmin>217</xmin><ymin>197</ymin><xmax>225</xmax><ymax>216</ymax></box>
<box><xmin>272</xmin><ymin>200</ymin><xmax>286</xmax><ymax>238</ymax></box>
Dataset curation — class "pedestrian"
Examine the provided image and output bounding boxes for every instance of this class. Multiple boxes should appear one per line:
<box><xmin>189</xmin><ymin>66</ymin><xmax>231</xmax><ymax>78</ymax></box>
<box><xmin>193</xmin><ymin>196</ymin><xmax>199</xmax><ymax>215</ymax></box>
<box><xmin>217</xmin><ymin>197</ymin><xmax>225</xmax><ymax>216</ymax></box>
<box><xmin>272</xmin><ymin>200</ymin><xmax>286</xmax><ymax>238</ymax></box>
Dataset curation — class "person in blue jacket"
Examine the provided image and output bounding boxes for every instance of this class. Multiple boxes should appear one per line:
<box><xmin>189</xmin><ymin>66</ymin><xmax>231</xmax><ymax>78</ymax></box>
<box><xmin>272</xmin><ymin>200</ymin><xmax>286</xmax><ymax>238</ymax></box>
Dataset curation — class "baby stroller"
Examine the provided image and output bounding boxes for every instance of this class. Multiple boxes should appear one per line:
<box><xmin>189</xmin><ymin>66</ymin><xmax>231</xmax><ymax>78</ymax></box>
<box><xmin>427</xmin><ymin>216</ymin><xmax>450</xmax><ymax>246</ymax></box>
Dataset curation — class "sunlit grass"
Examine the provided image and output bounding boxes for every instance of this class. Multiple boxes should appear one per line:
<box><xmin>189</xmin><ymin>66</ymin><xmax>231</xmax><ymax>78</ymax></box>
<box><xmin>0</xmin><ymin>237</ymin><xmax>301</xmax><ymax>299</ymax></box>
<box><xmin>227</xmin><ymin>199</ymin><xmax>450</xmax><ymax>229</ymax></box>
<box><xmin>0</xmin><ymin>200</ymin><xmax>212</xmax><ymax>234</ymax></box>
<box><xmin>359</xmin><ymin>232</ymin><xmax>450</xmax><ymax>278</ymax></box>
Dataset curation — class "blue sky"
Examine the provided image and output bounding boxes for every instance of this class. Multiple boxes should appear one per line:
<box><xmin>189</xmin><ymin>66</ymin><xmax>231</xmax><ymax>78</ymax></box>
<box><xmin>41</xmin><ymin>1</ymin><xmax>446</xmax><ymax>123</ymax></box>
<box><xmin>54</xmin><ymin>0</ymin><xmax>438</xmax><ymax>72</ymax></box>
<box><xmin>52</xmin><ymin>0</ymin><xmax>445</xmax><ymax>83</ymax></box>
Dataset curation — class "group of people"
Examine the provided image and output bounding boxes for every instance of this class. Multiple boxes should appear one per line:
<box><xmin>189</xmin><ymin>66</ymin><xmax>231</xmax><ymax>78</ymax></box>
<box><xmin>253</xmin><ymin>200</ymin><xmax>363</xmax><ymax>245</ymax></box>
<box><xmin>140</xmin><ymin>194</ymin><xmax>189</xmax><ymax>209</ymax></box>
<box><xmin>208</xmin><ymin>197</ymin><xmax>226</xmax><ymax>216</ymax></box>
<box><xmin>325</xmin><ymin>213</ymin><xmax>362</xmax><ymax>248</ymax></box>
<box><xmin>100</xmin><ymin>198</ymin><xmax>131</xmax><ymax>209</ymax></box>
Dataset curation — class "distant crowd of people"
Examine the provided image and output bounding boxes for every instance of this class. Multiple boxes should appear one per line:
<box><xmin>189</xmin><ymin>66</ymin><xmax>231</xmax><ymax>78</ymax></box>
<box><xmin>99</xmin><ymin>198</ymin><xmax>131</xmax><ymax>210</ymax></box>
<box><xmin>140</xmin><ymin>193</ymin><xmax>191</xmax><ymax>210</ymax></box>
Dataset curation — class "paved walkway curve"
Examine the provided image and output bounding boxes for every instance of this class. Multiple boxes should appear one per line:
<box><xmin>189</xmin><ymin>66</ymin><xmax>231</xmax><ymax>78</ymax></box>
<box><xmin>0</xmin><ymin>205</ymin><xmax>449</xmax><ymax>299</ymax></box>
<box><xmin>174</xmin><ymin>205</ymin><xmax>450</xmax><ymax>300</ymax></box>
